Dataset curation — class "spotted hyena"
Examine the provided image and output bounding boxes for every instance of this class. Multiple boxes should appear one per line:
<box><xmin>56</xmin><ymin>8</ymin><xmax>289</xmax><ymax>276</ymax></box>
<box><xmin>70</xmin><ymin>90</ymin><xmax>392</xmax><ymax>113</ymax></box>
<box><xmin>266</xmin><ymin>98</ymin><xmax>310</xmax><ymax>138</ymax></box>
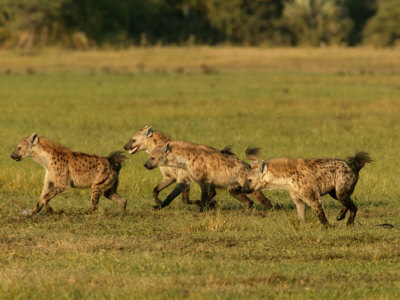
<box><xmin>243</xmin><ymin>149</ymin><xmax>372</xmax><ymax>225</ymax></box>
<box><xmin>11</xmin><ymin>133</ymin><xmax>127</xmax><ymax>215</ymax></box>
<box><xmin>123</xmin><ymin>126</ymin><xmax>232</xmax><ymax>208</ymax></box>
<box><xmin>144</xmin><ymin>142</ymin><xmax>273</xmax><ymax>211</ymax></box>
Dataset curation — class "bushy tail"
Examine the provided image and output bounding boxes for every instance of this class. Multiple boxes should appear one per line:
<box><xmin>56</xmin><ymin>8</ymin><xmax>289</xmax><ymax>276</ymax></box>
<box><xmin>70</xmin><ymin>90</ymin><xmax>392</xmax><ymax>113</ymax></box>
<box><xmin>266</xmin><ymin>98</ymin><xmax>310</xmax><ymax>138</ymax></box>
<box><xmin>220</xmin><ymin>145</ymin><xmax>235</xmax><ymax>156</ymax></box>
<box><xmin>245</xmin><ymin>147</ymin><xmax>261</xmax><ymax>162</ymax></box>
<box><xmin>107</xmin><ymin>151</ymin><xmax>127</xmax><ymax>171</ymax></box>
<box><xmin>346</xmin><ymin>151</ymin><xmax>373</xmax><ymax>173</ymax></box>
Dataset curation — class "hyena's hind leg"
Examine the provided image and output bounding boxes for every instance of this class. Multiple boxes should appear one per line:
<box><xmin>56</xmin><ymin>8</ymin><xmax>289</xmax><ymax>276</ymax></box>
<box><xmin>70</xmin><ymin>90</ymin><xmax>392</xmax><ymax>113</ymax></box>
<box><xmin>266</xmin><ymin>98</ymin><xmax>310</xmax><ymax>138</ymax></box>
<box><xmin>329</xmin><ymin>190</ymin><xmax>348</xmax><ymax>221</ymax></box>
<box><xmin>337</xmin><ymin>193</ymin><xmax>358</xmax><ymax>226</ymax></box>
<box><xmin>87</xmin><ymin>184</ymin><xmax>105</xmax><ymax>214</ymax></box>
<box><xmin>334</xmin><ymin>178</ymin><xmax>358</xmax><ymax>226</ymax></box>
<box><xmin>104</xmin><ymin>180</ymin><xmax>127</xmax><ymax>211</ymax></box>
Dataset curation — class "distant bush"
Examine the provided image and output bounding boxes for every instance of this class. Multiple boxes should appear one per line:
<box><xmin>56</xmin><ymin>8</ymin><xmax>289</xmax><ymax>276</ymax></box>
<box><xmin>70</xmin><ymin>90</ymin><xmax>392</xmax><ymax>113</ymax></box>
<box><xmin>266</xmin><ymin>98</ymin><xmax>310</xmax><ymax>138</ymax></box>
<box><xmin>0</xmin><ymin>0</ymin><xmax>73</xmax><ymax>49</ymax></box>
<box><xmin>205</xmin><ymin>0</ymin><xmax>291</xmax><ymax>45</ymax></box>
<box><xmin>363</xmin><ymin>0</ymin><xmax>400</xmax><ymax>46</ymax></box>
<box><xmin>0</xmin><ymin>0</ymin><xmax>397</xmax><ymax>48</ymax></box>
<box><xmin>282</xmin><ymin>0</ymin><xmax>352</xmax><ymax>46</ymax></box>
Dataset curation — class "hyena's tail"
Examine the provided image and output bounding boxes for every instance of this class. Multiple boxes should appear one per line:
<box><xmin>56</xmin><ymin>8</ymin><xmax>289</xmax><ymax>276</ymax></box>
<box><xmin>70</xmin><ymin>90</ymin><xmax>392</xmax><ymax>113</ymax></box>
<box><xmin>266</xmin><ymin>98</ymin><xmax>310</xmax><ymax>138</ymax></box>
<box><xmin>346</xmin><ymin>151</ymin><xmax>373</xmax><ymax>173</ymax></box>
<box><xmin>245</xmin><ymin>147</ymin><xmax>261</xmax><ymax>162</ymax></box>
<box><xmin>220</xmin><ymin>145</ymin><xmax>235</xmax><ymax>156</ymax></box>
<box><xmin>107</xmin><ymin>151</ymin><xmax>127</xmax><ymax>171</ymax></box>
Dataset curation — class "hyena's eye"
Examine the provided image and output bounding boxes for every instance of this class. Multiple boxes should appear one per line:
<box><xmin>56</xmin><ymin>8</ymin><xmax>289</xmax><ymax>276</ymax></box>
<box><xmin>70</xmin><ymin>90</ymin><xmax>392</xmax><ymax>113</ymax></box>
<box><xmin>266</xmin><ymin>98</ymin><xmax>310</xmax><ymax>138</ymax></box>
<box><xmin>131</xmin><ymin>139</ymin><xmax>136</xmax><ymax>143</ymax></box>
<box><xmin>248</xmin><ymin>179</ymin><xmax>252</xmax><ymax>183</ymax></box>
<box><xmin>150</xmin><ymin>157</ymin><xmax>155</xmax><ymax>161</ymax></box>
<box><xmin>17</xmin><ymin>146</ymin><xmax>21</xmax><ymax>150</ymax></box>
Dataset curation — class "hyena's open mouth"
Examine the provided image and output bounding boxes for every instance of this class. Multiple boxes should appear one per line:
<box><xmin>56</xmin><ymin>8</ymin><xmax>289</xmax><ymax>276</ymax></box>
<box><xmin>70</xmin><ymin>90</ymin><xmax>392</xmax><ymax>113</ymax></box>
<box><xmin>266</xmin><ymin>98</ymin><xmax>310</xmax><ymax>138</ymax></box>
<box><xmin>129</xmin><ymin>146</ymin><xmax>139</xmax><ymax>154</ymax></box>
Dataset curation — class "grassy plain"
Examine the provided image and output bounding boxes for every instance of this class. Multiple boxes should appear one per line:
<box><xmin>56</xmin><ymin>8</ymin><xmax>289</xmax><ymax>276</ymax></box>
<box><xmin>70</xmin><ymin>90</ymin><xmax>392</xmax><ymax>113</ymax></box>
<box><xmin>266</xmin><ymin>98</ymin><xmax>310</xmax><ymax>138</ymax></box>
<box><xmin>0</xmin><ymin>47</ymin><xmax>399</xmax><ymax>299</ymax></box>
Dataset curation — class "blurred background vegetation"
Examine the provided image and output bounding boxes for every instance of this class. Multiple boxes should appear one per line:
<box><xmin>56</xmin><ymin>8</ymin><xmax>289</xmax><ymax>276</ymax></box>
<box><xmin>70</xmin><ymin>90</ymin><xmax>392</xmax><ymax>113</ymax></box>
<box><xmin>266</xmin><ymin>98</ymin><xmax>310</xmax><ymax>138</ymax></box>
<box><xmin>0</xmin><ymin>0</ymin><xmax>398</xmax><ymax>49</ymax></box>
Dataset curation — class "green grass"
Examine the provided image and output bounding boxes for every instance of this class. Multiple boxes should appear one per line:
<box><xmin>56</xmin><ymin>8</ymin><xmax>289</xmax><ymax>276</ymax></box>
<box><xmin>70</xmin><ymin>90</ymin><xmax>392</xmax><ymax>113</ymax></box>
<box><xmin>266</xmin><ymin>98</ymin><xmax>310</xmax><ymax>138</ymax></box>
<box><xmin>0</xmin><ymin>48</ymin><xmax>400</xmax><ymax>299</ymax></box>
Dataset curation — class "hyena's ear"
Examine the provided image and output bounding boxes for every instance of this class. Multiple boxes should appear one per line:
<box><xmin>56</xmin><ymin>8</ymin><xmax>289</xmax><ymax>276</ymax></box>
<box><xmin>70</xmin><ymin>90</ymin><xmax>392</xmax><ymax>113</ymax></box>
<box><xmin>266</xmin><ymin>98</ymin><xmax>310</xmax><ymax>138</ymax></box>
<box><xmin>30</xmin><ymin>133</ymin><xmax>39</xmax><ymax>145</ymax></box>
<box><xmin>258</xmin><ymin>160</ymin><xmax>267</xmax><ymax>175</ymax></box>
<box><xmin>164</xmin><ymin>143</ymin><xmax>171</xmax><ymax>154</ymax></box>
<box><xmin>144</xmin><ymin>126</ymin><xmax>153</xmax><ymax>137</ymax></box>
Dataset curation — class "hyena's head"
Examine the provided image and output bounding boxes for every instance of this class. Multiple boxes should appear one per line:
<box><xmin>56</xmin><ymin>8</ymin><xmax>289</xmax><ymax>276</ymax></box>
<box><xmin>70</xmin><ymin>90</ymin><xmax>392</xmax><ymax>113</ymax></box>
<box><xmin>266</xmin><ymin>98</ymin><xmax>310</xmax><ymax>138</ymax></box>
<box><xmin>144</xmin><ymin>143</ymin><xmax>170</xmax><ymax>170</ymax></box>
<box><xmin>242</xmin><ymin>161</ymin><xmax>267</xmax><ymax>193</ymax></box>
<box><xmin>10</xmin><ymin>133</ymin><xmax>39</xmax><ymax>162</ymax></box>
<box><xmin>123</xmin><ymin>126</ymin><xmax>153</xmax><ymax>154</ymax></box>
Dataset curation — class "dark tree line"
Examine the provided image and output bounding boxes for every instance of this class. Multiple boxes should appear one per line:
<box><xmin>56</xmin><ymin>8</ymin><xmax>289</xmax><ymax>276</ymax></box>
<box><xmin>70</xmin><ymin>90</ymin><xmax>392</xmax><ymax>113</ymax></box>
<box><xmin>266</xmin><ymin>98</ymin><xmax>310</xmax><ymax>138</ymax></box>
<box><xmin>0</xmin><ymin>0</ymin><xmax>398</xmax><ymax>48</ymax></box>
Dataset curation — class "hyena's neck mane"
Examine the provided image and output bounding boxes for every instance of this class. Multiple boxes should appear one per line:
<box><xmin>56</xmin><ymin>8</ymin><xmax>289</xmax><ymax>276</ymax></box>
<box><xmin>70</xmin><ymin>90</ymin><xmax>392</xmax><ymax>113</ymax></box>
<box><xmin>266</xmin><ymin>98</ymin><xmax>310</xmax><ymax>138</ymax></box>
<box><xmin>39</xmin><ymin>137</ymin><xmax>70</xmax><ymax>152</ymax></box>
<box><xmin>32</xmin><ymin>137</ymin><xmax>70</xmax><ymax>169</ymax></box>
<box><xmin>262</xmin><ymin>158</ymin><xmax>299</xmax><ymax>190</ymax></box>
<box><xmin>147</xmin><ymin>131</ymin><xmax>171</xmax><ymax>152</ymax></box>
<box><xmin>161</xmin><ymin>145</ymin><xmax>196</xmax><ymax>170</ymax></box>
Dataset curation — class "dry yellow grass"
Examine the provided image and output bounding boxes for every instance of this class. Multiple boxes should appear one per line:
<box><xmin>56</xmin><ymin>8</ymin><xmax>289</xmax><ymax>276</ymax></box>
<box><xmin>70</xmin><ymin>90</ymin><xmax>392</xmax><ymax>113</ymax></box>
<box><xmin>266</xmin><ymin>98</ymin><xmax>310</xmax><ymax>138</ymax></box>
<box><xmin>1</xmin><ymin>46</ymin><xmax>399</xmax><ymax>73</ymax></box>
<box><xmin>1</xmin><ymin>47</ymin><xmax>400</xmax><ymax>299</ymax></box>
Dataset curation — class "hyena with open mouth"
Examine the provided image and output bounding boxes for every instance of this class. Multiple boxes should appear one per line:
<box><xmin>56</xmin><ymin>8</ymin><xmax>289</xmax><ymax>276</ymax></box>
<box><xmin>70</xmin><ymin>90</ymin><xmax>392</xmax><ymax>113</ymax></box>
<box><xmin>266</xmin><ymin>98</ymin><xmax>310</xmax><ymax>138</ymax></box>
<box><xmin>11</xmin><ymin>133</ymin><xmax>127</xmax><ymax>215</ymax></box>
<box><xmin>123</xmin><ymin>126</ymin><xmax>234</xmax><ymax>209</ymax></box>
<box><xmin>243</xmin><ymin>149</ymin><xmax>372</xmax><ymax>226</ymax></box>
<box><xmin>143</xmin><ymin>142</ymin><xmax>274</xmax><ymax>211</ymax></box>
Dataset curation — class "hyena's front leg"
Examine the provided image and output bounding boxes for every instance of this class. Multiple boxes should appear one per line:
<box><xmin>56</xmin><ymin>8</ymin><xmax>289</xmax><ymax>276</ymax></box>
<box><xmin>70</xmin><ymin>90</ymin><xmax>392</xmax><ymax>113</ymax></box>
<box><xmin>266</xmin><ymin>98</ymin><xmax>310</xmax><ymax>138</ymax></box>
<box><xmin>199</xmin><ymin>183</ymin><xmax>212</xmax><ymax>212</ymax></box>
<box><xmin>289</xmin><ymin>192</ymin><xmax>306</xmax><ymax>223</ymax></box>
<box><xmin>300</xmin><ymin>189</ymin><xmax>328</xmax><ymax>225</ymax></box>
<box><xmin>31</xmin><ymin>180</ymin><xmax>67</xmax><ymax>215</ymax></box>
<box><xmin>181</xmin><ymin>186</ymin><xmax>192</xmax><ymax>204</ymax></box>
<box><xmin>159</xmin><ymin>183</ymin><xmax>189</xmax><ymax>209</ymax></box>
<box><xmin>229</xmin><ymin>188</ymin><xmax>254</xmax><ymax>209</ymax></box>
<box><xmin>191</xmin><ymin>186</ymin><xmax>217</xmax><ymax>208</ymax></box>
<box><xmin>250</xmin><ymin>190</ymin><xmax>273</xmax><ymax>209</ymax></box>
<box><xmin>153</xmin><ymin>177</ymin><xmax>176</xmax><ymax>208</ymax></box>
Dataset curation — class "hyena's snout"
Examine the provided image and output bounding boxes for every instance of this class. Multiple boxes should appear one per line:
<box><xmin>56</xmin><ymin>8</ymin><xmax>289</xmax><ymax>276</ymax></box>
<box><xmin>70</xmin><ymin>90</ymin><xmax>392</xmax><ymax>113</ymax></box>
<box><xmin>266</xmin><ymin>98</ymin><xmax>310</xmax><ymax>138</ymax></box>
<box><xmin>242</xmin><ymin>180</ymin><xmax>254</xmax><ymax>194</ymax></box>
<box><xmin>144</xmin><ymin>160</ymin><xmax>156</xmax><ymax>170</ymax></box>
<box><xmin>10</xmin><ymin>151</ymin><xmax>22</xmax><ymax>161</ymax></box>
<box><xmin>124</xmin><ymin>140</ymin><xmax>139</xmax><ymax>154</ymax></box>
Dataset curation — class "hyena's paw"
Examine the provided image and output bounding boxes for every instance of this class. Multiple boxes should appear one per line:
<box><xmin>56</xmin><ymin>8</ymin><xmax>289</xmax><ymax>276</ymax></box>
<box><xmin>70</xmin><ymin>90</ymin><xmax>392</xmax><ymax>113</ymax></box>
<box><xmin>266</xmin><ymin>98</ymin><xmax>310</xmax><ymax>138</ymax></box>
<box><xmin>336</xmin><ymin>208</ymin><xmax>348</xmax><ymax>221</ymax></box>
<box><xmin>86</xmin><ymin>208</ymin><xmax>96</xmax><ymax>215</ymax></box>
<box><xmin>153</xmin><ymin>205</ymin><xmax>162</xmax><ymax>210</ymax></box>
<box><xmin>346</xmin><ymin>219</ymin><xmax>355</xmax><ymax>226</ymax></box>
<box><xmin>246</xmin><ymin>201</ymin><xmax>254</xmax><ymax>209</ymax></box>
<box><xmin>207</xmin><ymin>200</ymin><xmax>217</xmax><ymax>209</ymax></box>
<box><xmin>194</xmin><ymin>200</ymin><xmax>217</xmax><ymax>209</ymax></box>
<box><xmin>324</xmin><ymin>223</ymin><xmax>335</xmax><ymax>229</ymax></box>
<box><xmin>45</xmin><ymin>206</ymin><xmax>54</xmax><ymax>214</ymax></box>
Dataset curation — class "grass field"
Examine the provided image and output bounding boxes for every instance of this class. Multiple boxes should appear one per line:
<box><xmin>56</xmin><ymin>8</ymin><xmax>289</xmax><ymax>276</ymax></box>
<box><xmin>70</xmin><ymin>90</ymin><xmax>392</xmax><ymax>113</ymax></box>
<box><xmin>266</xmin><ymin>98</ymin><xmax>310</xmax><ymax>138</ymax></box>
<box><xmin>0</xmin><ymin>47</ymin><xmax>400</xmax><ymax>299</ymax></box>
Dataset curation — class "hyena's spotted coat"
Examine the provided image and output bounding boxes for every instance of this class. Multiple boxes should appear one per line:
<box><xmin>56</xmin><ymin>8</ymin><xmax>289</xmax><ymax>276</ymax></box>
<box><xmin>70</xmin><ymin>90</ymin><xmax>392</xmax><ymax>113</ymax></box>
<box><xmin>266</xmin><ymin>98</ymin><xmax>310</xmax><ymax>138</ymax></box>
<box><xmin>144</xmin><ymin>142</ymin><xmax>273</xmax><ymax>211</ymax></box>
<box><xmin>11</xmin><ymin>133</ymin><xmax>127</xmax><ymax>215</ymax></box>
<box><xmin>243</xmin><ymin>150</ymin><xmax>372</xmax><ymax>225</ymax></box>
